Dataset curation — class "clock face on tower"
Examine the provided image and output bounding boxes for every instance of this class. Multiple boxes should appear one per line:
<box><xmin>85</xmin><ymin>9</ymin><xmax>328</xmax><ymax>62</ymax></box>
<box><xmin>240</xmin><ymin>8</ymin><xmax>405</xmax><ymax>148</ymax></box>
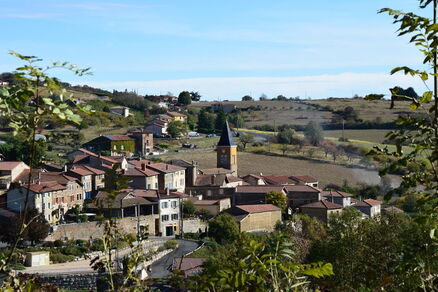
<box><xmin>220</xmin><ymin>155</ymin><xmax>228</xmax><ymax>164</ymax></box>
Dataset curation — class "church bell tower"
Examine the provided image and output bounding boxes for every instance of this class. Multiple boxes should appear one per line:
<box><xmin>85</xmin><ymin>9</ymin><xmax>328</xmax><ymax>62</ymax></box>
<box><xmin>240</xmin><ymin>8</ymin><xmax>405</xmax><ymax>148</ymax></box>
<box><xmin>216</xmin><ymin>121</ymin><xmax>237</xmax><ymax>174</ymax></box>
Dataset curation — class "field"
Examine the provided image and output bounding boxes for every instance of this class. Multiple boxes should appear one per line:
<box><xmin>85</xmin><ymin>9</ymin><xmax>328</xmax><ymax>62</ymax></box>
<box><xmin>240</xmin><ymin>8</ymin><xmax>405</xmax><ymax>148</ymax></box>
<box><xmin>315</xmin><ymin>129</ymin><xmax>390</xmax><ymax>144</ymax></box>
<box><xmin>309</xmin><ymin>98</ymin><xmax>412</xmax><ymax>123</ymax></box>
<box><xmin>191</xmin><ymin>100</ymin><xmax>332</xmax><ymax>127</ymax></box>
<box><xmin>190</xmin><ymin>98</ymin><xmax>414</xmax><ymax>127</ymax></box>
<box><xmin>162</xmin><ymin>150</ymin><xmax>400</xmax><ymax>188</ymax></box>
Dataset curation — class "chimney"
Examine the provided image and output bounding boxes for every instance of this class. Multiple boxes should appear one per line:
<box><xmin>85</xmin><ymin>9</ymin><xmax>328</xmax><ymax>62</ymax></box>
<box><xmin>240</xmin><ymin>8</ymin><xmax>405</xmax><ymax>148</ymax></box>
<box><xmin>141</xmin><ymin>163</ymin><xmax>146</xmax><ymax>171</ymax></box>
<box><xmin>166</xmin><ymin>164</ymin><xmax>168</xmax><ymax>170</ymax></box>
<box><xmin>211</xmin><ymin>174</ymin><xmax>216</xmax><ymax>185</ymax></box>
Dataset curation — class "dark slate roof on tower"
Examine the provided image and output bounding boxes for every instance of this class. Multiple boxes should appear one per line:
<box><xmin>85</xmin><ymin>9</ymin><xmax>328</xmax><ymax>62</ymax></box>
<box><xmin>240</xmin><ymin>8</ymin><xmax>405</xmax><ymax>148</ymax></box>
<box><xmin>217</xmin><ymin>121</ymin><xmax>235</xmax><ymax>146</ymax></box>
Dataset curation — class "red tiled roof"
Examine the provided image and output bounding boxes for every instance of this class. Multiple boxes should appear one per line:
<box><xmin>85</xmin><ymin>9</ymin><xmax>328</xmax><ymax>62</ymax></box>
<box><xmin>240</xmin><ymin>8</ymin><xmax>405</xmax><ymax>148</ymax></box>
<box><xmin>146</xmin><ymin>163</ymin><xmax>184</xmax><ymax>173</ymax></box>
<box><xmin>290</xmin><ymin>175</ymin><xmax>318</xmax><ymax>183</ymax></box>
<box><xmin>321</xmin><ymin>190</ymin><xmax>353</xmax><ymax>198</ymax></box>
<box><xmin>262</xmin><ymin>175</ymin><xmax>295</xmax><ymax>185</ymax></box>
<box><xmin>74</xmin><ymin>148</ymin><xmax>118</xmax><ymax>163</ymax></box>
<box><xmin>125</xmin><ymin>166</ymin><xmax>159</xmax><ymax>177</ymax></box>
<box><xmin>23</xmin><ymin>181</ymin><xmax>67</xmax><ymax>193</ymax></box>
<box><xmin>355</xmin><ymin>199</ymin><xmax>382</xmax><ymax>207</ymax></box>
<box><xmin>300</xmin><ymin>200</ymin><xmax>342</xmax><ymax>209</ymax></box>
<box><xmin>69</xmin><ymin>167</ymin><xmax>93</xmax><ymax>176</ymax></box>
<box><xmin>200</xmin><ymin>168</ymin><xmax>233</xmax><ymax>175</ymax></box>
<box><xmin>284</xmin><ymin>185</ymin><xmax>321</xmax><ymax>193</ymax></box>
<box><xmin>0</xmin><ymin>161</ymin><xmax>25</xmax><ymax>171</ymax></box>
<box><xmin>235</xmin><ymin>185</ymin><xmax>286</xmax><ymax>194</ymax></box>
<box><xmin>242</xmin><ymin>174</ymin><xmax>263</xmax><ymax>179</ymax></box>
<box><xmin>129</xmin><ymin>160</ymin><xmax>152</xmax><ymax>167</ymax></box>
<box><xmin>236</xmin><ymin>204</ymin><xmax>280</xmax><ymax>213</ymax></box>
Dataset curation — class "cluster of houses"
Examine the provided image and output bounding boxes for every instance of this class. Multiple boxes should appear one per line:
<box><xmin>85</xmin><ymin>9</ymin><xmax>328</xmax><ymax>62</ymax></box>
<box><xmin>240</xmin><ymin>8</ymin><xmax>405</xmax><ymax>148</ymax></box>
<box><xmin>0</xmin><ymin>121</ymin><xmax>387</xmax><ymax>239</ymax></box>
<box><xmin>145</xmin><ymin>111</ymin><xmax>188</xmax><ymax>137</ymax></box>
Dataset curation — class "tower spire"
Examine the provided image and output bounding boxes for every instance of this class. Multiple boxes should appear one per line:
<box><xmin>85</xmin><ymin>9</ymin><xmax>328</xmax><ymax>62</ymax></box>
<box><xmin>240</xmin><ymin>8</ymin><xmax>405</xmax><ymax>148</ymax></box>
<box><xmin>217</xmin><ymin>120</ymin><xmax>235</xmax><ymax>147</ymax></box>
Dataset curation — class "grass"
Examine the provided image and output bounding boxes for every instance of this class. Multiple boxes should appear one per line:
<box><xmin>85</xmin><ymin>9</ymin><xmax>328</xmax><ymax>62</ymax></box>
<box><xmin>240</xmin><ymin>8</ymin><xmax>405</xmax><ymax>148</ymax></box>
<box><xmin>162</xmin><ymin>150</ymin><xmax>400</xmax><ymax>188</ymax></box>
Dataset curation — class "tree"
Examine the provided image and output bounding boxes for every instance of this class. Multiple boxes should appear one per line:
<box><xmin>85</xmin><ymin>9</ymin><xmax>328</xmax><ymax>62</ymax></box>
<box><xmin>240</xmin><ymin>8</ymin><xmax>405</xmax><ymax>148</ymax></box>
<box><xmin>190</xmin><ymin>91</ymin><xmax>201</xmax><ymax>102</ymax></box>
<box><xmin>280</xmin><ymin>143</ymin><xmax>289</xmax><ymax>156</ymax></box>
<box><xmin>304</xmin><ymin>121</ymin><xmax>324</xmax><ymax>146</ymax></box>
<box><xmin>167</xmin><ymin>120</ymin><xmax>188</xmax><ymax>138</ymax></box>
<box><xmin>320</xmin><ymin>140</ymin><xmax>337</xmax><ymax>158</ymax></box>
<box><xmin>239</xmin><ymin>133</ymin><xmax>254</xmax><ymax>150</ymax></box>
<box><xmin>277</xmin><ymin>128</ymin><xmax>295</xmax><ymax>144</ymax></box>
<box><xmin>259</xmin><ymin>93</ymin><xmax>268</xmax><ymax>101</ymax></box>
<box><xmin>182</xmin><ymin>200</ymin><xmax>196</xmax><ymax>216</ymax></box>
<box><xmin>0</xmin><ymin>135</ymin><xmax>46</xmax><ymax>167</ymax></box>
<box><xmin>214</xmin><ymin>110</ymin><xmax>227</xmax><ymax>132</ymax></box>
<box><xmin>208</xmin><ymin>213</ymin><xmax>239</xmax><ymax>244</ymax></box>
<box><xmin>197</xmin><ymin>109</ymin><xmax>215</xmax><ymax>133</ymax></box>
<box><xmin>0</xmin><ymin>209</ymin><xmax>50</xmax><ymax>245</ymax></box>
<box><xmin>177</xmin><ymin>91</ymin><xmax>192</xmax><ymax>106</ymax></box>
<box><xmin>186</xmin><ymin>114</ymin><xmax>196</xmax><ymax>130</ymax></box>
<box><xmin>25</xmin><ymin>209</ymin><xmax>51</xmax><ymax>245</ymax></box>
<box><xmin>266</xmin><ymin>191</ymin><xmax>288</xmax><ymax>212</ymax></box>
<box><xmin>242</xmin><ymin>95</ymin><xmax>253</xmax><ymax>101</ymax></box>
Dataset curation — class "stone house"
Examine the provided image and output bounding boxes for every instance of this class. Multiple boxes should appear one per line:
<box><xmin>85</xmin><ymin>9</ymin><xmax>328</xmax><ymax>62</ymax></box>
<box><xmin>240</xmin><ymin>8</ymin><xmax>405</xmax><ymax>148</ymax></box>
<box><xmin>124</xmin><ymin>162</ymin><xmax>159</xmax><ymax>190</ymax></box>
<box><xmin>187</xmin><ymin>173</ymin><xmax>243</xmax><ymax>199</ymax></box>
<box><xmin>191</xmin><ymin>197</ymin><xmax>231</xmax><ymax>216</ymax></box>
<box><xmin>225</xmin><ymin>204</ymin><xmax>282</xmax><ymax>232</ymax></box>
<box><xmin>299</xmin><ymin>200</ymin><xmax>343</xmax><ymax>222</ymax></box>
<box><xmin>241</xmin><ymin>174</ymin><xmax>266</xmax><ymax>186</ymax></box>
<box><xmin>353</xmin><ymin>199</ymin><xmax>382</xmax><ymax>217</ymax></box>
<box><xmin>284</xmin><ymin>185</ymin><xmax>322</xmax><ymax>210</ymax></box>
<box><xmin>167</xmin><ymin>111</ymin><xmax>187</xmax><ymax>123</ymax></box>
<box><xmin>146</xmin><ymin>119</ymin><xmax>168</xmax><ymax>137</ymax></box>
<box><xmin>144</xmin><ymin>163</ymin><xmax>186</xmax><ymax>193</ymax></box>
<box><xmin>128</xmin><ymin>128</ymin><xmax>154</xmax><ymax>156</ymax></box>
<box><xmin>233</xmin><ymin>185</ymin><xmax>287</xmax><ymax>206</ymax></box>
<box><xmin>67</xmin><ymin>166</ymin><xmax>94</xmax><ymax>199</ymax></box>
<box><xmin>290</xmin><ymin>175</ymin><xmax>319</xmax><ymax>188</ymax></box>
<box><xmin>321</xmin><ymin>190</ymin><xmax>353</xmax><ymax>207</ymax></box>
<box><xmin>83</xmin><ymin>135</ymin><xmax>136</xmax><ymax>157</ymax></box>
<box><xmin>7</xmin><ymin>182</ymin><xmax>66</xmax><ymax>224</ymax></box>
<box><xmin>0</xmin><ymin>161</ymin><xmax>30</xmax><ymax>190</ymax></box>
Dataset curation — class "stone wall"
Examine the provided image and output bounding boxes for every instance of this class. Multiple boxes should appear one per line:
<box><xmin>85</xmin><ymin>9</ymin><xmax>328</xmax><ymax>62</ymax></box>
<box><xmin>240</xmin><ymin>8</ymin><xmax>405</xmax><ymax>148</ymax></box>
<box><xmin>46</xmin><ymin>215</ymin><xmax>158</xmax><ymax>241</ymax></box>
<box><xmin>32</xmin><ymin>273</ymin><xmax>102</xmax><ymax>291</ymax></box>
<box><xmin>182</xmin><ymin>218</ymin><xmax>207</xmax><ymax>233</ymax></box>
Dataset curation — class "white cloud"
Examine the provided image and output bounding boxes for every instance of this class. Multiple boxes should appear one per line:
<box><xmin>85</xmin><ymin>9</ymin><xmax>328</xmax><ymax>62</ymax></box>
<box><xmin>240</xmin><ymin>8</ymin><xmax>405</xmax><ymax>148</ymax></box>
<box><xmin>79</xmin><ymin>72</ymin><xmax>429</xmax><ymax>100</ymax></box>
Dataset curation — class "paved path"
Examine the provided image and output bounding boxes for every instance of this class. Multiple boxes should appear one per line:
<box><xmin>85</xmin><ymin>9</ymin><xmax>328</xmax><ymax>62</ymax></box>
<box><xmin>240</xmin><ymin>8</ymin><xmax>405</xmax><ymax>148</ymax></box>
<box><xmin>23</xmin><ymin>239</ymin><xmax>166</xmax><ymax>275</ymax></box>
<box><xmin>149</xmin><ymin>240</ymin><xmax>201</xmax><ymax>279</ymax></box>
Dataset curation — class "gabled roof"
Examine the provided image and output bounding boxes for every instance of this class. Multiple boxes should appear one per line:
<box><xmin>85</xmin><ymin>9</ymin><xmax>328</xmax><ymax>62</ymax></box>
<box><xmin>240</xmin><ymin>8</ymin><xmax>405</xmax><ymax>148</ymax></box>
<box><xmin>354</xmin><ymin>199</ymin><xmax>382</xmax><ymax>207</ymax></box>
<box><xmin>300</xmin><ymin>200</ymin><xmax>343</xmax><ymax>209</ymax></box>
<box><xmin>235</xmin><ymin>185</ymin><xmax>286</xmax><ymax>194</ymax></box>
<box><xmin>146</xmin><ymin>163</ymin><xmax>184</xmax><ymax>173</ymax></box>
<box><xmin>193</xmin><ymin>199</ymin><xmax>220</xmax><ymax>206</ymax></box>
<box><xmin>290</xmin><ymin>175</ymin><xmax>318</xmax><ymax>183</ymax></box>
<box><xmin>124</xmin><ymin>166</ymin><xmax>159</xmax><ymax>177</ymax></box>
<box><xmin>262</xmin><ymin>175</ymin><xmax>295</xmax><ymax>185</ymax></box>
<box><xmin>0</xmin><ymin>161</ymin><xmax>25</xmax><ymax>171</ymax></box>
<box><xmin>242</xmin><ymin>174</ymin><xmax>263</xmax><ymax>180</ymax></box>
<box><xmin>236</xmin><ymin>204</ymin><xmax>280</xmax><ymax>213</ymax></box>
<box><xmin>21</xmin><ymin>181</ymin><xmax>67</xmax><ymax>193</ymax></box>
<box><xmin>284</xmin><ymin>185</ymin><xmax>321</xmax><ymax>193</ymax></box>
<box><xmin>321</xmin><ymin>190</ymin><xmax>353</xmax><ymax>198</ymax></box>
<box><xmin>217</xmin><ymin>121</ymin><xmax>235</xmax><ymax>147</ymax></box>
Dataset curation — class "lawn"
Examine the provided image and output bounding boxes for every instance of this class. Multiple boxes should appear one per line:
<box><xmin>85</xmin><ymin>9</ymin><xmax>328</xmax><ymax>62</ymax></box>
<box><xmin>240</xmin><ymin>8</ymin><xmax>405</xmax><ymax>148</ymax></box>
<box><xmin>162</xmin><ymin>150</ymin><xmax>400</xmax><ymax>188</ymax></box>
<box><xmin>322</xmin><ymin>129</ymin><xmax>390</xmax><ymax>144</ymax></box>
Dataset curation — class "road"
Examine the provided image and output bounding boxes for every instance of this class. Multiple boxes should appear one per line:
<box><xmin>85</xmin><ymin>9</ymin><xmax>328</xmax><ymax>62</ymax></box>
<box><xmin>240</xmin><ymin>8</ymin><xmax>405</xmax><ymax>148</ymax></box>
<box><xmin>149</xmin><ymin>240</ymin><xmax>201</xmax><ymax>279</ymax></box>
<box><xmin>23</xmin><ymin>239</ymin><xmax>166</xmax><ymax>275</ymax></box>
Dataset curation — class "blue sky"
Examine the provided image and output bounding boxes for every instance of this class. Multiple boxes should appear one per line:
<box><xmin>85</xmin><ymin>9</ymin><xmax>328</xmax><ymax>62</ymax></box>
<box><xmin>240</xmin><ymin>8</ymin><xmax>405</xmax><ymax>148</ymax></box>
<box><xmin>0</xmin><ymin>0</ymin><xmax>431</xmax><ymax>100</ymax></box>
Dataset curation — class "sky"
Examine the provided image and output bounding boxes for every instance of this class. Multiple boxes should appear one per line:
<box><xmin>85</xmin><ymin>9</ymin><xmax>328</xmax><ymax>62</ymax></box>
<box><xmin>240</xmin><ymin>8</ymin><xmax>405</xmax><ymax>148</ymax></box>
<box><xmin>0</xmin><ymin>0</ymin><xmax>432</xmax><ymax>100</ymax></box>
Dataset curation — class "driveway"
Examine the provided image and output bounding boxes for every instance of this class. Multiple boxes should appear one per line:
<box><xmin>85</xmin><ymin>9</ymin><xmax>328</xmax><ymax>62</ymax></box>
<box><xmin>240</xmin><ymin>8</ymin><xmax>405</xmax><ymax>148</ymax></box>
<box><xmin>149</xmin><ymin>239</ymin><xmax>201</xmax><ymax>279</ymax></box>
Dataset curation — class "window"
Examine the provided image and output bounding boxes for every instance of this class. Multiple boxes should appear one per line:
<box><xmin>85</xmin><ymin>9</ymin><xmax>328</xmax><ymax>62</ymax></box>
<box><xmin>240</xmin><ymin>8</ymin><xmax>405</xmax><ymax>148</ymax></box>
<box><xmin>155</xmin><ymin>183</ymin><xmax>158</xmax><ymax>188</ymax></box>
<box><xmin>171</xmin><ymin>214</ymin><xmax>178</xmax><ymax>220</ymax></box>
<box><xmin>48</xmin><ymin>203</ymin><xmax>50</xmax><ymax>208</ymax></box>
<box><xmin>161</xmin><ymin>215</ymin><xmax>169</xmax><ymax>221</ymax></box>
<box><xmin>171</xmin><ymin>201</ymin><xmax>177</xmax><ymax>208</ymax></box>
<box><xmin>180</xmin><ymin>179</ymin><xmax>184</xmax><ymax>186</ymax></box>
<box><xmin>42</xmin><ymin>203</ymin><xmax>45</xmax><ymax>209</ymax></box>
<box><xmin>147</xmin><ymin>184</ymin><xmax>151</xmax><ymax>189</ymax></box>
<box><xmin>113</xmin><ymin>145</ymin><xmax>117</xmax><ymax>150</ymax></box>
<box><xmin>161</xmin><ymin>202</ymin><xmax>168</xmax><ymax>209</ymax></box>
<box><xmin>121</xmin><ymin>145</ymin><xmax>124</xmax><ymax>150</ymax></box>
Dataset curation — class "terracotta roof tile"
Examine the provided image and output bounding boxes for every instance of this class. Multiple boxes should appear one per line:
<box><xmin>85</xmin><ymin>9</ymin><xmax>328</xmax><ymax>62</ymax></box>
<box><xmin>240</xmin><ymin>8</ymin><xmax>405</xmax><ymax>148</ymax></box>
<box><xmin>290</xmin><ymin>175</ymin><xmax>318</xmax><ymax>183</ymax></box>
<box><xmin>321</xmin><ymin>190</ymin><xmax>353</xmax><ymax>198</ymax></box>
<box><xmin>284</xmin><ymin>185</ymin><xmax>321</xmax><ymax>193</ymax></box>
<box><xmin>235</xmin><ymin>185</ymin><xmax>286</xmax><ymax>194</ymax></box>
<box><xmin>235</xmin><ymin>204</ymin><xmax>280</xmax><ymax>213</ymax></box>
<box><xmin>0</xmin><ymin>161</ymin><xmax>25</xmax><ymax>171</ymax></box>
<box><xmin>262</xmin><ymin>175</ymin><xmax>295</xmax><ymax>184</ymax></box>
<box><xmin>300</xmin><ymin>200</ymin><xmax>342</xmax><ymax>209</ymax></box>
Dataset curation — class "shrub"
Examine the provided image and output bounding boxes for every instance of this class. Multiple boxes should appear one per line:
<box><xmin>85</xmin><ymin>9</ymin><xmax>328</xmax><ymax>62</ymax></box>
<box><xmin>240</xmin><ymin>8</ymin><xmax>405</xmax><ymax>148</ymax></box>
<box><xmin>91</xmin><ymin>239</ymin><xmax>105</xmax><ymax>252</ymax></box>
<box><xmin>50</xmin><ymin>253</ymin><xmax>75</xmax><ymax>263</ymax></box>
<box><xmin>54</xmin><ymin>240</ymin><xmax>64</xmax><ymax>247</ymax></box>
<box><xmin>164</xmin><ymin>240</ymin><xmax>178</xmax><ymax>250</ymax></box>
<box><xmin>61</xmin><ymin>246</ymin><xmax>83</xmax><ymax>257</ymax></box>
<box><xmin>126</xmin><ymin>232</ymin><xmax>137</xmax><ymax>243</ymax></box>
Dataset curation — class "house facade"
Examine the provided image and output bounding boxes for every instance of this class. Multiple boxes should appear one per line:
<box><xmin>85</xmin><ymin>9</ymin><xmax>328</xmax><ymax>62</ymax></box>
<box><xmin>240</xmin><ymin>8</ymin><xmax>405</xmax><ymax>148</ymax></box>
<box><xmin>83</xmin><ymin>135</ymin><xmax>136</xmax><ymax>157</ymax></box>
<box><xmin>225</xmin><ymin>204</ymin><xmax>281</xmax><ymax>232</ymax></box>
<box><xmin>300</xmin><ymin>200</ymin><xmax>343</xmax><ymax>222</ymax></box>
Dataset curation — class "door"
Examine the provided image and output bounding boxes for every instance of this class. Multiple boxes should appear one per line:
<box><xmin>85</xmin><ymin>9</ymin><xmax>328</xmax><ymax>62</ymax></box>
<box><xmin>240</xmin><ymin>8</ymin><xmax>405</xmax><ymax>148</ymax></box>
<box><xmin>166</xmin><ymin>226</ymin><xmax>174</xmax><ymax>236</ymax></box>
